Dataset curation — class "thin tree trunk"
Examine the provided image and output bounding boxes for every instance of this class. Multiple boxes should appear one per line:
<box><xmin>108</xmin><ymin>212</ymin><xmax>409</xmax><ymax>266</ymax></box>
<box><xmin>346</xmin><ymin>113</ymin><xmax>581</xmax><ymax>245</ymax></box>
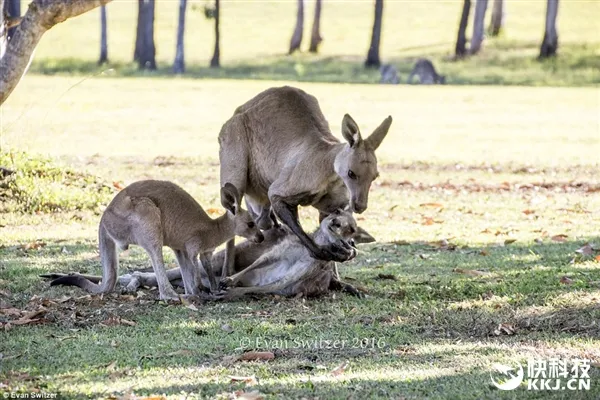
<box><xmin>3</xmin><ymin>0</ymin><xmax>20</xmax><ymax>39</ymax></box>
<box><xmin>470</xmin><ymin>0</ymin><xmax>488</xmax><ymax>54</ymax></box>
<box><xmin>98</xmin><ymin>5</ymin><xmax>108</xmax><ymax>64</ymax></box>
<box><xmin>210</xmin><ymin>0</ymin><xmax>220</xmax><ymax>67</ymax></box>
<box><xmin>365</xmin><ymin>0</ymin><xmax>383</xmax><ymax>68</ymax></box>
<box><xmin>1</xmin><ymin>0</ymin><xmax>113</xmax><ymax>105</ymax></box>
<box><xmin>539</xmin><ymin>0</ymin><xmax>559</xmax><ymax>58</ymax></box>
<box><xmin>308</xmin><ymin>0</ymin><xmax>322</xmax><ymax>53</ymax></box>
<box><xmin>289</xmin><ymin>0</ymin><xmax>304</xmax><ymax>54</ymax></box>
<box><xmin>133</xmin><ymin>0</ymin><xmax>142</xmax><ymax>61</ymax></box>
<box><xmin>488</xmin><ymin>0</ymin><xmax>504</xmax><ymax>37</ymax></box>
<box><xmin>455</xmin><ymin>0</ymin><xmax>471</xmax><ymax>57</ymax></box>
<box><xmin>173</xmin><ymin>0</ymin><xmax>187</xmax><ymax>73</ymax></box>
<box><xmin>135</xmin><ymin>0</ymin><xmax>156</xmax><ymax>70</ymax></box>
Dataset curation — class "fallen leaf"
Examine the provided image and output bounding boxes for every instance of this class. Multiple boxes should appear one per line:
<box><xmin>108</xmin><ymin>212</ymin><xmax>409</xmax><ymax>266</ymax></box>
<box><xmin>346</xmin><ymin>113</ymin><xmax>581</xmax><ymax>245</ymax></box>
<box><xmin>10</xmin><ymin>318</ymin><xmax>41</xmax><ymax>326</ymax></box>
<box><xmin>453</xmin><ymin>268</ymin><xmax>489</xmax><ymax>277</ymax></box>
<box><xmin>392</xmin><ymin>239</ymin><xmax>410</xmax><ymax>246</ymax></box>
<box><xmin>494</xmin><ymin>323</ymin><xmax>516</xmax><ymax>336</ymax></box>
<box><xmin>419</xmin><ymin>202</ymin><xmax>444</xmax><ymax>209</ymax></box>
<box><xmin>504</xmin><ymin>239</ymin><xmax>517</xmax><ymax>245</ymax></box>
<box><xmin>106</xmin><ymin>360</ymin><xmax>117</xmax><ymax>372</ymax></box>
<box><xmin>421</xmin><ymin>217</ymin><xmax>435</xmax><ymax>226</ymax></box>
<box><xmin>522</xmin><ymin>209</ymin><xmax>536</xmax><ymax>215</ymax></box>
<box><xmin>112</xmin><ymin>181</ymin><xmax>125</xmax><ymax>190</ymax></box>
<box><xmin>0</xmin><ymin>307</ymin><xmax>21</xmax><ymax>316</ymax></box>
<box><xmin>575</xmin><ymin>243</ymin><xmax>594</xmax><ymax>256</ymax></box>
<box><xmin>206</xmin><ymin>208</ymin><xmax>221</xmax><ymax>215</ymax></box>
<box><xmin>377</xmin><ymin>273</ymin><xmax>397</xmax><ymax>281</ymax></box>
<box><xmin>560</xmin><ymin>276</ymin><xmax>574</xmax><ymax>285</ymax></box>
<box><xmin>235</xmin><ymin>391</ymin><xmax>264</xmax><ymax>400</ymax></box>
<box><xmin>551</xmin><ymin>234</ymin><xmax>568</xmax><ymax>242</ymax></box>
<box><xmin>238</xmin><ymin>351</ymin><xmax>275</xmax><ymax>362</ymax></box>
<box><xmin>22</xmin><ymin>241</ymin><xmax>46</xmax><ymax>250</ymax></box>
<box><xmin>479</xmin><ymin>249</ymin><xmax>490</xmax><ymax>256</ymax></box>
<box><xmin>229</xmin><ymin>375</ymin><xmax>258</xmax><ymax>385</ymax></box>
<box><xmin>330</xmin><ymin>361</ymin><xmax>349</xmax><ymax>376</ymax></box>
<box><xmin>596</xmin><ymin>255</ymin><xmax>600</xmax><ymax>262</ymax></box>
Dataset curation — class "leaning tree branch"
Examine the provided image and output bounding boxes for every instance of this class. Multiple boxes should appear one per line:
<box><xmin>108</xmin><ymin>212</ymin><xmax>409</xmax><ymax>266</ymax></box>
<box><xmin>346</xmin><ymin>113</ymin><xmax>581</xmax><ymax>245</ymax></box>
<box><xmin>0</xmin><ymin>0</ymin><xmax>112</xmax><ymax>105</ymax></box>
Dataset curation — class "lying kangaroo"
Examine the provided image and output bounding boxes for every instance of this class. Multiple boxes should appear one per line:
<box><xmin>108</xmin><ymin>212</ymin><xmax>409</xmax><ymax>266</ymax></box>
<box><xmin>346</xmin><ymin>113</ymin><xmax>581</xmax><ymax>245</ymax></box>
<box><xmin>379</xmin><ymin>64</ymin><xmax>400</xmax><ymax>84</ymax></box>
<box><xmin>407</xmin><ymin>59</ymin><xmax>446</xmax><ymax>85</ymax></box>
<box><xmin>223</xmin><ymin>210</ymin><xmax>358</xmax><ymax>297</ymax></box>
<box><xmin>47</xmin><ymin>211</ymin><xmax>361</xmax><ymax>298</ymax></box>
<box><xmin>218</xmin><ymin>86</ymin><xmax>392</xmax><ymax>267</ymax></box>
<box><xmin>50</xmin><ymin>180</ymin><xmax>264</xmax><ymax>300</ymax></box>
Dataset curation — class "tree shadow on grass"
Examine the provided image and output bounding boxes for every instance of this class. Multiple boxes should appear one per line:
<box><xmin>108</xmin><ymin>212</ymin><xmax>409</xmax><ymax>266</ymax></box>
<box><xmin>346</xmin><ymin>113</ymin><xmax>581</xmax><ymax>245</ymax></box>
<box><xmin>27</xmin><ymin>42</ymin><xmax>599</xmax><ymax>87</ymax></box>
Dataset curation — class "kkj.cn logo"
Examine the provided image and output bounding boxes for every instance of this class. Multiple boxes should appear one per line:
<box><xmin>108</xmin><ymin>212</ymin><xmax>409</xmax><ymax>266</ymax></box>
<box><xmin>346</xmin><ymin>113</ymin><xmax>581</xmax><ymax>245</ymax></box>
<box><xmin>490</xmin><ymin>358</ymin><xmax>592</xmax><ymax>391</ymax></box>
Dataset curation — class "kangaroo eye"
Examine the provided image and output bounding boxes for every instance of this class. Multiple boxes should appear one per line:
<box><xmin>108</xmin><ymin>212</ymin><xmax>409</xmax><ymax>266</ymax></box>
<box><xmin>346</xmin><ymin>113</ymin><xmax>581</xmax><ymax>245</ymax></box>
<box><xmin>247</xmin><ymin>222</ymin><xmax>255</xmax><ymax>229</ymax></box>
<box><xmin>348</xmin><ymin>170</ymin><xmax>357</xmax><ymax>180</ymax></box>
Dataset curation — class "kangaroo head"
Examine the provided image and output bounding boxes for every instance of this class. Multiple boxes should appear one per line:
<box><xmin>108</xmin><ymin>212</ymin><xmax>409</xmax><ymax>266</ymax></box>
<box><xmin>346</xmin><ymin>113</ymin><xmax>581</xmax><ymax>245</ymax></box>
<box><xmin>334</xmin><ymin>114</ymin><xmax>392</xmax><ymax>214</ymax></box>
<box><xmin>321</xmin><ymin>209</ymin><xmax>357</xmax><ymax>242</ymax></box>
<box><xmin>221</xmin><ymin>183</ymin><xmax>264</xmax><ymax>243</ymax></box>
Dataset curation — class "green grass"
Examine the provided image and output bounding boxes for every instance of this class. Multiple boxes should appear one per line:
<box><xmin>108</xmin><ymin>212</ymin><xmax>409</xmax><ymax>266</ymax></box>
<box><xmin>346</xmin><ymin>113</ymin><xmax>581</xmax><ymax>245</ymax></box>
<box><xmin>19</xmin><ymin>0</ymin><xmax>600</xmax><ymax>86</ymax></box>
<box><xmin>1</xmin><ymin>75</ymin><xmax>599</xmax><ymax>398</ymax></box>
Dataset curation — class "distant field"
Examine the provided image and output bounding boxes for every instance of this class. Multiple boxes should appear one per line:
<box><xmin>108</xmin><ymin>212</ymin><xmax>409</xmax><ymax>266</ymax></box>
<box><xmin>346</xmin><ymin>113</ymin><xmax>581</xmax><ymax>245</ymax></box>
<box><xmin>19</xmin><ymin>0</ymin><xmax>600</xmax><ymax>86</ymax></box>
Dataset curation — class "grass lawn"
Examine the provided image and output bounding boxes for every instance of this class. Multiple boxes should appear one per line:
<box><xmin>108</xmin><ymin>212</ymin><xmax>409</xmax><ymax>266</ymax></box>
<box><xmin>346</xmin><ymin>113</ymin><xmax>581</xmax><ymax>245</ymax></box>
<box><xmin>1</xmin><ymin>75</ymin><xmax>599</xmax><ymax>399</ymax></box>
<box><xmin>19</xmin><ymin>0</ymin><xmax>600</xmax><ymax>86</ymax></box>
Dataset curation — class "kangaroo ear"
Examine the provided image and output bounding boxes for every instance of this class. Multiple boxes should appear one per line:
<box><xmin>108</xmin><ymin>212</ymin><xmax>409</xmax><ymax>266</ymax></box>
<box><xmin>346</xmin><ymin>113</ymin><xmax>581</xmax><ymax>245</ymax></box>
<box><xmin>220</xmin><ymin>183</ymin><xmax>240</xmax><ymax>215</ymax></box>
<box><xmin>365</xmin><ymin>116</ymin><xmax>392</xmax><ymax>151</ymax></box>
<box><xmin>341</xmin><ymin>114</ymin><xmax>362</xmax><ymax>148</ymax></box>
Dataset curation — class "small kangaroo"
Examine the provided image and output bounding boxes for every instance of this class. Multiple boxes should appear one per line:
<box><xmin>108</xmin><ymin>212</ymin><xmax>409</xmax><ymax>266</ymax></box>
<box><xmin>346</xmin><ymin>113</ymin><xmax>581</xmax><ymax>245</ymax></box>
<box><xmin>407</xmin><ymin>59</ymin><xmax>446</xmax><ymax>85</ymax></box>
<box><xmin>379</xmin><ymin>64</ymin><xmax>400</xmax><ymax>84</ymax></box>
<box><xmin>218</xmin><ymin>86</ymin><xmax>392</xmax><ymax>266</ymax></box>
<box><xmin>50</xmin><ymin>180</ymin><xmax>264</xmax><ymax>300</ymax></box>
<box><xmin>222</xmin><ymin>210</ymin><xmax>358</xmax><ymax>297</ymax></box>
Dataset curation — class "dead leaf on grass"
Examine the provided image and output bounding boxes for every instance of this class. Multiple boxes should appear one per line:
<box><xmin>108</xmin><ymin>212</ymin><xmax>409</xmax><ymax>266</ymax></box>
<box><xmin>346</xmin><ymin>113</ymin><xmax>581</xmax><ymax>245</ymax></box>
<box><xmin>551</xmin><ymin>234</ymin><xmax>568</xmax><ymax>242</ymax></box>
<box><xmin>560</xmin><ymin>276</ymin><xmax>574</xmax><ymax>285</ymax></box>
<box><xmin>377</xmin><ymin>273</ymin><xmax>397</xmax><ymax>281</ymax></box>
<box><xmin>101</xmin><ymin>316</ymin><xmax>136</xmax><ymax>327</ymax></box>
<box><xmin>330</xmin><ymin>361</ymin><xmax>349</xmax><ymax>376</ymax></box>
<box><xmin>575</xmin><ymin>243</ymin><xmax>595</xmax><ymax>256</ymax></box>
<box><xmin>112</xmin><ymin>181</ymin><xmax>125</xmax><ymax>191</ymax></box>
<box><xmin>392</xmin><ymin>239</ymin><xmax>410</xmax><ymax>246</ymax></box>
<box><xmin>419</xmin><ymin>202</ymin><xmax>444</xmax><ymax>209</ymax></box>
<box><xmin>596</xmin><ymin>255</ymin><xmax>600</xmax><ymax>262</ymax></box>
<box><xmin>494</xmin><ymin>323</ymin><xmax>516</xmax><ymax>336</ymax></box>
<box><xmin>0</xmin><ymin>307</ymin><xmax>22</xmax><ymax>316</ymax></box>
<box><xmin>522</xmin><ymin>209</ymin><xmax>536</xmax><ymax>215</ymax></box>
<box><xmin>229</xmin><ymin>375</ymin><xmax>258</xmax><ymax>385</ymax></box>
<box><xmin>479</xmin><ymin>249</ymin><xmax>490</xmax><ymax>256</ymax></box>
<box><xmin>504</xmin><ymin>239</ymin><xmax>517</xmax><ymax>245</ymax></box>
<box><xmin>21</xmin><ymin>241</ymin><xmax>46</xmax><ymax>250</ymax></box>
<box><xmin>206</xmin><ymin>208</ymin><xmax>221</xmax><ymax>215</ymax></box>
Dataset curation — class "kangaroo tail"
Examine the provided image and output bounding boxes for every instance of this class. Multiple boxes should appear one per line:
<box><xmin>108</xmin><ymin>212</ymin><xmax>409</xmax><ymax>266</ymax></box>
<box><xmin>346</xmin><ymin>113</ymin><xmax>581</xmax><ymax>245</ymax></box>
<box><xmin>51</xmin><ymin>225</ymin><xmax>118</xmax><ymax>294</ymax></box>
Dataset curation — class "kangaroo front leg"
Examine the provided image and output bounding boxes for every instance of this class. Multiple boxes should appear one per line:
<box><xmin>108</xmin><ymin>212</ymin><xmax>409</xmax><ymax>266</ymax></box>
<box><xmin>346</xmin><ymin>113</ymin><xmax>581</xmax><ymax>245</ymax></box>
<box><xmin>199</xmin><ymin>251</ymin><xmax>219</xmax><ymax>294</ymax></box>
<box><xmin>221</xmin><ymin>239</ymin><xmax>235</xmax><ymax>282</ymax></box>
<box><xmin>271</xmin><ymin>196</ymin><xmax>353</xmax><ymax>262</ymax></box>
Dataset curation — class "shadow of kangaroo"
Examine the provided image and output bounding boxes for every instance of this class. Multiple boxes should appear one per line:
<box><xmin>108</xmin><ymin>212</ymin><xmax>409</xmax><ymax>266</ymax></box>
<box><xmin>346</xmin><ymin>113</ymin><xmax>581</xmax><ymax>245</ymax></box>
<box><xmin>50</xmin><ymin>180</ymin><xmax>263</xmax><ymax>300</ymax></box>
<box><xmin>218</xmin><ymin>86</ymin><xmax>392</xmax><ymax>270</ymax></box>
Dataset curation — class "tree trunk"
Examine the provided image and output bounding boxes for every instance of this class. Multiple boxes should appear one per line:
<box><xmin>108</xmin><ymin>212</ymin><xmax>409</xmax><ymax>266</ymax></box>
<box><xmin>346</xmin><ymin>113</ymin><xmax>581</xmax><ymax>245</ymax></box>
<box><xmin>209</xmin><ymin>0</ymin><xmax>220</xmax><ymax>67</ymax></box>
<box><xmin>134</xmin><ymin>0</ymin><xmax>156</xmax><ymax>70</ymax></box>
<box><xmin>1</xmin><ymin>0</ymin><xmax>112</xmax><ymax>105</ymax></box>
<box><xmin>455</xmin><ymin>0</ymin><xmax>471</xmax><ymax>58</ymax></box>
<box><xmin>365</xmin><ymin>0</ymin><xmax>383</xmax><ymax>68</ymax></box>
<box><xmin>488</xmin><ymin>0</ymin><xmax>504</xmax><ymax>36</ymax></box>
<box><xmin>308</xmin><ymin>0</ymin><xmax>322</xmax><ymax>53</ymax></box>
<box><xmin>173</xmin><ymin>0</ymin><xmax>186</xmax><ymax>73</ymax></box>
<box><xmin>3</xmin><ymin>0</ymin><xmax>20</xmax><ymax>39</ymax></box>
<box><xmin>289</xmin><ymin>0</ymin><xmax>304</xmax><ymax>54</ymax></box>
<box><xmin>98</xmin><ymin>5</ymin><xmax>108</xmax><ymax>64</ymax></box>
<box><xmin>470</xmin><ymin>0</ymin><xmax>488</xmax><ymax>54</ymax></box>
<box><xmin>539</xmin><ymin>0</ymin><xmax>559</xmax><ymax>58</ymax></box>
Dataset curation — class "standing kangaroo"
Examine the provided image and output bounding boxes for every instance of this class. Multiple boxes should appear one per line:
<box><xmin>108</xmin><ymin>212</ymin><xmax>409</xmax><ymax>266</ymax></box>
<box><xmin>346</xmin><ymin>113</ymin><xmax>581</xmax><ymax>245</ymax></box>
<box><xmin>407</xmin><ymin>59</ymin><xmax>446</xmax><ymax>85</ymax></box>
<box><xmin>218</xmin><ymin>86</ymin><xmax>392</xmax><ymax>267</ymax></box>
<box><xmin>50</xmin><ymin>180</ymin><xmax>263</xmax><ymax>300</ymax></box>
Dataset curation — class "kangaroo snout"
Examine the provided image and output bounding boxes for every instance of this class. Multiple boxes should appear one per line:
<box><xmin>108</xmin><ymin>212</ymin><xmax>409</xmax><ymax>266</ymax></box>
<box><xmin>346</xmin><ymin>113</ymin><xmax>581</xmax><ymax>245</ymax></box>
<box><xmin>352</xmin><ymin>199</ymin><xmax>367</xmax><ymax>214</ymax></box>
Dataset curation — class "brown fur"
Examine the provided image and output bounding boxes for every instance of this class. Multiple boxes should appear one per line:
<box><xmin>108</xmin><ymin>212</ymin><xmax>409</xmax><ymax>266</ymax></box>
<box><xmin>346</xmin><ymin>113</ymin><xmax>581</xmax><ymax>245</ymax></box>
<box><xmin>218</xmin><ymin>86</ymin><xmax>392</xmax><ymax>265</ymax></box>
<box><xmin>50</xmin><ymin>180</ymin><xmax>263</xmax><ymax>300</ymax></box>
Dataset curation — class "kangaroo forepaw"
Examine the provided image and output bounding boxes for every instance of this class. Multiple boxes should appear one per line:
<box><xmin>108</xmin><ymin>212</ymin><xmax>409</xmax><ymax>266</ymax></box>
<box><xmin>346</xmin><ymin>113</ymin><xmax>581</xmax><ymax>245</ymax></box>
<box><xmin>342</xmin><ymin>283</ymin><xmax>365</xmax><ymax>299</ymax></box>
<box><xmin>219</xmin><ymin>277</ymin><xmax>235</xmax><ymax>290</ymax></box>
